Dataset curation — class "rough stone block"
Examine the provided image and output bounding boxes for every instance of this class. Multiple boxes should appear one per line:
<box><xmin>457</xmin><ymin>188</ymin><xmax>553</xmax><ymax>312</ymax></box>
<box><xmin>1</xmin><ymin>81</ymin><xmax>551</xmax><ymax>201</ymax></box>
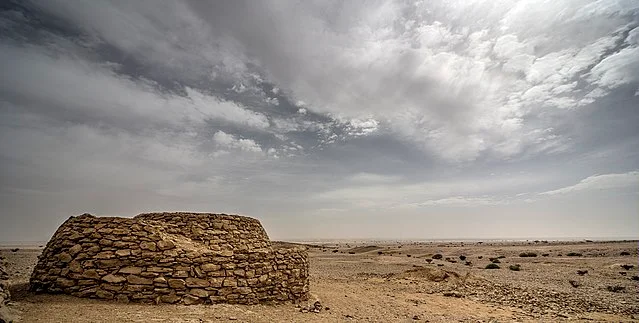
<box><xmin>140</xmin><ymin>242</ymin><xmax>157</xmax><ymax>251</ymax></box>
<box><xmin>167</xmin><ymin>279</ymin><xmax>186</xmax><ymax>289</ymax></box>
<box><xmin>58</xmin><ymin>252</ymin><xmax>72</xmax><ymax>263</ymax></box>
<box><xmin>160</xmin><ymin>294</ymin><xmax>181</xmax><ymax>304</ymax></box>
<box><xmin>68</xmin><ymin>244</ymin><xmax>83</xmax><ymax>256</ymax></box>
<box><xmin>127</xmin><ymin>275</ymin><xmax>153</xmax><ymax>285</ymax></box>
<box><xmin>81</xmin><ymin>269</ymin><xmax>100</xmax><ymax>280</ymax></box>
<box><xmin>115</xmin><ymin>249</ymin><xmax>131</xmax><ymax>257</ymax></box>
<box><xmin>119</xmin><ymin>267</ymin><xmax>143</xmax><ymax>275</ymax></box>
<box><xmin>186</xmin><ymin>278</ymin><xmax>209</xmax><ymax>288</ymax></box>
<box><xmin>189</xmin><ymin>289</ymin><xmax>209</xmax><ymax>298</ymax></box>
<box><xmin>95</xmin><ymin>289</ymin><xmax>114</xmax><ymax>299</ymax></box>
<box><xmin>157</xmin><ymin>240</ymin><xmax>175</xmax><ymax>251</ymax></box>
<box><xmin>102</xmin><ymin>274</ymin><xmax>126</xmax><ymax>284</ymax></box>
<box><xmin>182</xmin><ymin>294</ymin><xmax>202</xmax><ymax>305</ymax></box>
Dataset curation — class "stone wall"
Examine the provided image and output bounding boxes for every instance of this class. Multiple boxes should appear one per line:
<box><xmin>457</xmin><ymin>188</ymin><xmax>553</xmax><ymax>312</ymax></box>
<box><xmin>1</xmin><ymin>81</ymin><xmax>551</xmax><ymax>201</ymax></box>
<box><xmin>0</xmin><ymin>255</ymin><xmax>13</xmax><ymax>323</ymax></box>
<box><xmin>30</xmin><ymin>212</ymin><xmax>309</xmax><ymax>305</ymax></box>
<box><xmin>0</xmin><ymin>256</ymin><xmax>9</xmax><ymax>307</ymax></box>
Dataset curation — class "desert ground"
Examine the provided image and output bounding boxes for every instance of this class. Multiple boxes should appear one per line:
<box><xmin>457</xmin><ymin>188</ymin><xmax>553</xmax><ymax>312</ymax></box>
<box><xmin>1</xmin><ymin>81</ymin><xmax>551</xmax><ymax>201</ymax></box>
<box><xmin>1</xmin><ymin>240</ymin><xmax>638</xmax><ymax>322</ymax></box>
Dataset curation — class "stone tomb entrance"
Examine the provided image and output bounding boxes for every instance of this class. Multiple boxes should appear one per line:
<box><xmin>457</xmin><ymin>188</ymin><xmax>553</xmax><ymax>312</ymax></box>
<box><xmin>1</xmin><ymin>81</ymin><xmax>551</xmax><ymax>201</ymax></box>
<box><xmin>30</xmin><ymin>212</ymin><xmax>309</xmax><ymax>304</ymax></box>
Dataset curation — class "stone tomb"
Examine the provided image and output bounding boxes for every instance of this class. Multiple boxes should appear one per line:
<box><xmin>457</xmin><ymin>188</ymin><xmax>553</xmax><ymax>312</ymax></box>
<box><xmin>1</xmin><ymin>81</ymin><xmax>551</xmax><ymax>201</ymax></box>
<box><xmin>30</xmin><ymin>212</ymin><xmax>309</xmax><ymax>305</ymax></box>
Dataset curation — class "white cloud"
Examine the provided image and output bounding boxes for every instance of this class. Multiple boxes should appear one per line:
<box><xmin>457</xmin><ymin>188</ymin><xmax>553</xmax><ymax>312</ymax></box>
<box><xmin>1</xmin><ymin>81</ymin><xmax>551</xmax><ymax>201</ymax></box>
<box><xmin>315</xmin><ymin>172</ymin><xmax>550</xmax><ymax>209</ymax></box>
<box><xmin>347</xmin><ymin>173</ymin><xmax>401</xmax><ymax>184</ymax></box>
<box><xmin>19</xmin><ymin>0</ymin><xmax>638</xmax><ymax>163</ymax></box>
<box><xmin>407</xmin><ymin>196</ymin><xmax>505</xmax><ymax>208</ymax></box>
<box><xmin>627</xmin><ymin>26</ymin><xmax>639</xmax><ymax>45</ymax></box>
<box><xmin>502</xmin><ymin>54</ymin><xmax>535</xmax><ymax>74</ymax></box>
<box><xmin>29</xmin><ymin>1</ymin><xmax>251</xmax><ymax>84</ymax></box>
<box><xmin>185</xmin><ymin>87</ymin><xmax>269</xmax><ymax>129</ymax></box>
<box><xmin>183</xmin><ymin>1</ymin><xmax>636</xmax><ymax>162</ymax></box>
<box><xmin>3</xmin><ymin>0</ymin><xmax>639</xmax><ymax>242</ymax></box>
<box><xmin>539</xmin><ymin>171</ymin><xmax>639</xmax><ymax>196</ymax></box>
<box><xmin>231</xmin><ymin>83</ymin><xmax>247</xmax><ymax>93</ymax></box>
<box><xmin>213</xmin><ymin>130</ymin><xmax>262</xmax><ymax>153</ymax></box>
<box><xmin>0</xmin><ymin>112</ymin><xmax>203</xmax><ymax>190</ymax></box>
<box><xmin>588</xmin><ymin>46</ymin><xmax>639</xmax><ymax>89</ymax></box>
<box><xmin>319</xmin><ymin>170</ymin><xmax>639</xmax><ymax>209</ymax></box>
<box><xmin>272</xmin><ymin>117</ymin><xmax>325</xmax><ymax>134</ymax></box>
<box><xmin>0</xmin><ymin>42</ymin><xmax>269</xmax><ymax>131</ymax></box>
<box><xmin>266</xmin><ymin>147</ymin><xmax>279</xmax><ymax>159</ymax></box>
<box><xmin>347</xmin><ymin>118</ymin><xmax>379</xmax><ymax>136</ymax></box>
<box><xmin>493</xmin><ymin>34</ymin><xmax>531</xmax><ymax>59</ymax></box>
<box><xmin>264</xmin><ymin>97</ymin><xmax>279</xmax><ymax>106</ymax></box>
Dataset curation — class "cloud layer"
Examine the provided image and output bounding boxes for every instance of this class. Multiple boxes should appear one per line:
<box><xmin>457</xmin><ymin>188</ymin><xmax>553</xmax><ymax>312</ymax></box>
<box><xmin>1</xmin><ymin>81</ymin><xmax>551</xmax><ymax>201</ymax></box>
<box><xmin>1</xmin><ymin>0</ymin><xmax>638</xmax><ymax>241</ymax></box>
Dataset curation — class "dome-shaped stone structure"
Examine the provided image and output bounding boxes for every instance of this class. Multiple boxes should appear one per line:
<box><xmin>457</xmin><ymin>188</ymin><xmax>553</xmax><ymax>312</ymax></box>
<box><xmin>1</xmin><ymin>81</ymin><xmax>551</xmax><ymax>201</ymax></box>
<box><xmin>30</xmin><ymin>212</ymin><xmax>309</xmax><ymax>305</ymax></box>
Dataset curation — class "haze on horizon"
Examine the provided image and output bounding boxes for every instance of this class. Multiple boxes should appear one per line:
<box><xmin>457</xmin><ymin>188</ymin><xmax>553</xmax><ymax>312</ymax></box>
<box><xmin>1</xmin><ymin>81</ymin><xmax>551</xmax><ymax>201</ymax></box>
<box><xmin>1</xmin><ymin>0</ymin><xmax>638</xmax><ymax>242</ymax></box>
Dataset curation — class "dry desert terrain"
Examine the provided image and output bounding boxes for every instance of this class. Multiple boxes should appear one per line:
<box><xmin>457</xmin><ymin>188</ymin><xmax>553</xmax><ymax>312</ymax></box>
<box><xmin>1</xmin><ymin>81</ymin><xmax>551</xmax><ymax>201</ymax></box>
<box><xmin>1</xmin><ymin>240</ymin><xmax>638</xmax><ymax>322</ymax></box>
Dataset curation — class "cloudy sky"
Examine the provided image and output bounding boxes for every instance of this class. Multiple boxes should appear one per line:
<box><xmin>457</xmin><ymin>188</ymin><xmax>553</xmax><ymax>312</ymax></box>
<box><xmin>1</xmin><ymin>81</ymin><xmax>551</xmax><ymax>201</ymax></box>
<box><xmin>1</xmin><ymin>0</ymin><xmax>638</xmax><ymax>242</ymax></box>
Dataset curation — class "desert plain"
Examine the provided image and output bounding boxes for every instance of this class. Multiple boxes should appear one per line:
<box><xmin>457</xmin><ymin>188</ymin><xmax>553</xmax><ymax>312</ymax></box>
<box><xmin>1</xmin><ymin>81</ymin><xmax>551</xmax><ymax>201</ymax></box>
<box><xmin>1</xmin><ymin>240</ymin><xmax>638</xmax><ymax>322</ymax></box>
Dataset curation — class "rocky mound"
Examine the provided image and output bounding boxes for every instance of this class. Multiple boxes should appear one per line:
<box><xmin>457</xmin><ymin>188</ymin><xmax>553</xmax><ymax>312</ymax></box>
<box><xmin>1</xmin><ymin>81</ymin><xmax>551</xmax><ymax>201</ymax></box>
<box><xmin>30</xmin><ymin>212</ymin><xmax>309</xmax><ymax>305</ymax></box>
<box><xmin>399</xmin><ymin>267</ymin><xmax>462</xmax><ymax>282</ymax></box>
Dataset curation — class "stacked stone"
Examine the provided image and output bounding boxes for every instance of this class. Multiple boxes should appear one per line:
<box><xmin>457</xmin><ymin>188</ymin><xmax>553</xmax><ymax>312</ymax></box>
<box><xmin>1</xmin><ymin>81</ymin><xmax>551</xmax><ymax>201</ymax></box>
<box><xmin>30</xmin><ymin>213</ymin><xmax>309</xmax><ymax>305</ymax></box>
<box><xmin>0</xmin><ymin>256</ymin><xmax>9</xmax><ymax>309</ymax></box>
<box><xmin>135</xmin><ymin>212</ymin><xmax>272</xmax><ymax>252</ymax></box>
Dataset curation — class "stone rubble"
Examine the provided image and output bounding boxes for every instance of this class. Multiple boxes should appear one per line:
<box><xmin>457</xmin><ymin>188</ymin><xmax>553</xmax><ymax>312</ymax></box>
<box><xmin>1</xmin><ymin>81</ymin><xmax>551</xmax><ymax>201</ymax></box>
<box><xmin>442</xmin><ymin>280</ymin><xmax>639</xmax><ymax>318</ymax></box>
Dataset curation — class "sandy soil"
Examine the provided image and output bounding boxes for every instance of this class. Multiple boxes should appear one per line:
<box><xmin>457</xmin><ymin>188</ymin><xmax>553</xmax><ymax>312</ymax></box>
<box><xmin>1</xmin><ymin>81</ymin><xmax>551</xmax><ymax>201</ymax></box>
<box><xmin>1</xmin><ymin>240</ymin><xmax>638</xmax><ymax>322</ymax></box>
